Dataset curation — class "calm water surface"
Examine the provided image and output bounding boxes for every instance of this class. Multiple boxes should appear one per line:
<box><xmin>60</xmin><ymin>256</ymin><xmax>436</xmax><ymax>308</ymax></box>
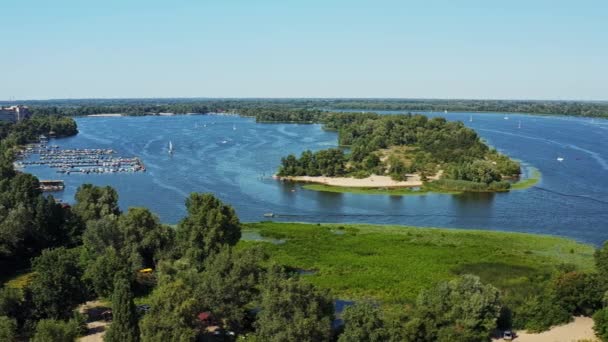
<box><xmin>24</xmin><ymin>113</ymin><xmax>608</xmax><ymax>245</ymax></box>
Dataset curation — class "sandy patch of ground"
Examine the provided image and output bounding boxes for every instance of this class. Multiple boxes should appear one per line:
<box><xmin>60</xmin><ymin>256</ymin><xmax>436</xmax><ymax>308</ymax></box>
<box><xmin>493</xmin><ymin>317</ymin><xmax>597</xmax><ymax>342</ymax></box>
<box><xmin>87</xmin><ymin>114</ymin><xmax>123</xmax><ymax>117</ymax></box>
<box><xmin>279</xmin><ymin>172</ymin><xmax>441</xmax><ymax>188</ymax></box>
<box><xmin>77</xmin><ymin>300</ymin><xmax>110</xmax><ymax>342</ymax></box>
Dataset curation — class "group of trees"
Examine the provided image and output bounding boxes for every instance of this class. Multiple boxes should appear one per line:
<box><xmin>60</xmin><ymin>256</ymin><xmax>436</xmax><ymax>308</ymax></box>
<box><xmin>275</xmin><ymin>111</ymin><xmax>520</xmax><ymax>191</ymax></box>
<box><xmin>6</xmin><ymin>97</ymin><xmax>607</xmax><ymax>118</ymax></box>
<box><xmin>0</xmin><ymin>116</ymin><xmax>81</xmax><ymax>274</ymax></box>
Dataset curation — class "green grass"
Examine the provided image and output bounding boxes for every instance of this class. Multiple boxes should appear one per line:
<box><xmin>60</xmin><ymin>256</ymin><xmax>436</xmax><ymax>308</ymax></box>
<box><xmin>240</xmin><ymin>222</ymin><xmax>594</xmax><ymax>312</ymax></box>
<box><xmin>303</xmin><ymin>184</ymin><xmax>431</xmax><ymax>196</ymax></box>
<box><xmin>301</xmin><ymin>183</ymin><xmax>461</xmax><ymax>196</ymax></box>
<box><xmin>3</xmin><ymin>270</ymin><xmax>34</xmax><ymax>289</ymax></box>
<box><xmin>511</xmin><ymin>167</ymin><xmax>542</xmax><ymax>190</ymax></box>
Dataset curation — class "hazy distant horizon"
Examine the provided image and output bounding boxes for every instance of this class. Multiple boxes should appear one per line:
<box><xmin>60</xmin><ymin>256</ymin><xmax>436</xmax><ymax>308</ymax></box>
<box><xmin>2</xmin><ymin>97</ymin><xmax>607</xmax><ymax>104</ymax></box>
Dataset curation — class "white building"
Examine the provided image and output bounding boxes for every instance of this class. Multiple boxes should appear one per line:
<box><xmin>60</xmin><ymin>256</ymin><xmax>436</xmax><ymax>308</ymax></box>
<box><xmin>0</xmin><ymin>105</ymin><xmax>31</xmax><ymax>122</ymax></box>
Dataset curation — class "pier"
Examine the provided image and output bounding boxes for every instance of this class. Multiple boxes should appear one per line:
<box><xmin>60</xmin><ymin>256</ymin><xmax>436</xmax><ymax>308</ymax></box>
<box><xmin>18</xmin><ymin>142</ymin><xmax>146</xmax><ymax>175</ymax></box>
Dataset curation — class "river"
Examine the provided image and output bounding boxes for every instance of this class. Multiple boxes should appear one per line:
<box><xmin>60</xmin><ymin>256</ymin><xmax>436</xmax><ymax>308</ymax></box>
<box><xmin>23</xmin><ymin>112</ymin><xmax>608</xmax><ymax>245</ymax></box>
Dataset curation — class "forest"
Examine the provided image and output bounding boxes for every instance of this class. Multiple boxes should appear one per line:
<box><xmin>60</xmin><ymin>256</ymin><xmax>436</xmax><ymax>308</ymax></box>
<box><xmin>2</xmin><ymin>97</ymin><xmax>607</xmax><ymax>118</ymax></box>
<box><xmin>273</xmin><ymin>110</ymin><xmax>520</xmax><ymax>191</ymax></box>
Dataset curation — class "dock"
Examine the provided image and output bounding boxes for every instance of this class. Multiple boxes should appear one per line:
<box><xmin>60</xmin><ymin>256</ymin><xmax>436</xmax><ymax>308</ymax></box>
<box><xmin>18</xmin><ymin>141</ymin><xmax>146</xmax><ymax>175</ymax></box>
<box><xmin>39</xmin><ymin>180</ymin><xmax>65</xmax><ymax>192</ymax></box>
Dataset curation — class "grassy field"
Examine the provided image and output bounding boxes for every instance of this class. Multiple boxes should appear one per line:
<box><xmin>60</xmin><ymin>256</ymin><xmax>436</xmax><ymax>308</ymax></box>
<box><xmin>511</xmin><ymin>167</ymin><xmax>542</xmax><ymax>190</ymax></box>
<box><xmin>240</xmin><ymin>222</ymin><xmax>594</xmax><ymax>311</ymax></box>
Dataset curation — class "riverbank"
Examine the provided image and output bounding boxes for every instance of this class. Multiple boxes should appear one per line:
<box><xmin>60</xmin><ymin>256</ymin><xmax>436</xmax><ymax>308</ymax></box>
<box><xmin>240</xmin><ymin>222</ymin><xmax>595</xmax><ymax>313</ymax></box>
<box><xmin>286</xmin><ymin>167</ymin><xmax>540</xmax><ymax>196</ymax></box>
<box><xmin>278</xmin><ymin>173</ymin><xmax>440</xmax><ymax>188</ymax></box>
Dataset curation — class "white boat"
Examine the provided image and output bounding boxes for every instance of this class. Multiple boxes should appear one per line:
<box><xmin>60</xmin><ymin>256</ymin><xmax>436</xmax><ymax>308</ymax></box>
<box><xmin>557</xmin><ymin>157</ymin><xmax>564</xmax><ymax>162</ymax></box>
<box><xmin>518</xmin><ymin>121</ymin><xmax>522</xmax><ymax>129</ymax></box>
<box><xmin>469</xmin><ymin>115</ymin><xmax>473</xmax><ymax>122</ymax></box>
<box><xmin>233</xmin><ymin>124</ymin><xmax>236</xmax><ymax>131</ymax></box>
<box><xmin>444</xmin><ymin>110</ymin><xmax>448</xmax><ymax>114</ymax></box>
<box><xmin>168</xmin><ymin>141</ymin><xmax>174</xmax><ymax>154</ymax></box>
<box><xmin>504</xmin><ymin>116</ymin><xmax>509</xmax><ymax>120</ymax></box>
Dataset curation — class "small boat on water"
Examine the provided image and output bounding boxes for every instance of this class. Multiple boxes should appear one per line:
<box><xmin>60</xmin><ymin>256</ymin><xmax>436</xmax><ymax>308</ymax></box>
<box><xmin>469</xmin><ymin>115</ymin><xmax>473</xmax><ymax>122</ymax></box>
<box><xmin>504</xmin><ymin>116</ymin><xmax>509</xmax><ymax>120</ymax></box>
<box><xmin>168</xmin><ymin>141</ymin><xmax>174</xmax><ymax>154</ymax></box>
<box><xmin>263</xmin><ymin>213</ymin><xmax>275</xmax><ymax>218</ymax></box>
<box><xmin>518</xmin><ymin>121</ymin><xmax>522</xmax><ymax>129</ymax></box>
<box><xmin>233</xmin><ymin>124</ymin><xmax>236</xmax><ymax>131</ymax></box>
<box><xmin>557</xmin><ymin>157</ymin><xmax>564</xmax><ymax>162</ymax></box>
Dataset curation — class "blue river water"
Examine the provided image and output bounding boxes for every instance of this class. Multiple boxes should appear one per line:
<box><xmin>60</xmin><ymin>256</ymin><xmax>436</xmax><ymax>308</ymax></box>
<box><xmin>23</xmin><ymin>112</ymin><xmax>608</xmax><ymax>245</ymax></box>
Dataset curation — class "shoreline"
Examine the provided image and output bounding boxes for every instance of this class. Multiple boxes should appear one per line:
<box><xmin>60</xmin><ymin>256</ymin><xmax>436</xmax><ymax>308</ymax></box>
<box><xmin>277</xmin><ymin>173</ymin><xmax>440</xmax><ymax>188</ymax></box>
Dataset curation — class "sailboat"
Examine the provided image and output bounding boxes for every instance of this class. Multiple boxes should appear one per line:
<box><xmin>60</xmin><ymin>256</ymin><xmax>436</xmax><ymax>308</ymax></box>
<box><xmin>233</xmin><ymin>124</ymin><xmax>236</xmax><ymax>131</ymax></box>
<box><xmin>469</xmin><ymin>115</ymin><xmax>473</xmax><ymax>122</ymax></box>
<box><xmin>168</xmin><ymin>141</ymin><xmax>174</xmax><ymax>154</ymax></box>
<box><xmin>518</xmin><ymin>121</ymin><xmax>522</xmax><ymax>129</ymax></box>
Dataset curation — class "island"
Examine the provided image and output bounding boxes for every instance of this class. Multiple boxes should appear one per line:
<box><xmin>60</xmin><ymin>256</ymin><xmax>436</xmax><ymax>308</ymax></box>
<box><xmin>269</xmin><ymin>110</ymin><xmax>523</xmax><ymax>193</ymax></box>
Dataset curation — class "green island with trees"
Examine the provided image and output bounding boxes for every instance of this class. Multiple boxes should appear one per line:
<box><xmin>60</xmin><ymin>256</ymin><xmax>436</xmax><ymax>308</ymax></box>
<box><xmin>2</xmin><ymin>114</ymin><xmax>608</xmax><ymax>341</ymax></box>
<box><xmin>266</xmin><ymin>110</ymin><xmax>525</xmax><ymax>194</ymax></box>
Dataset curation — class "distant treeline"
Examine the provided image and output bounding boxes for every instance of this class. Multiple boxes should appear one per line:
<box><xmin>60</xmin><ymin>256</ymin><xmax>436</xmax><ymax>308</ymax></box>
<box><xmin>2</xmin><ymin>98</ymin><xmax>607</xmax><ymax>117</ymax></box>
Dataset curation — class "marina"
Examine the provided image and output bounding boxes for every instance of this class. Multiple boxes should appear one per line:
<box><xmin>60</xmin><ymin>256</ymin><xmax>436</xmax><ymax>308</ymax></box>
<box><xmin>17</xmin><ymin>140</ymin><xmax>145</xmax><ymax>175</ymax></box>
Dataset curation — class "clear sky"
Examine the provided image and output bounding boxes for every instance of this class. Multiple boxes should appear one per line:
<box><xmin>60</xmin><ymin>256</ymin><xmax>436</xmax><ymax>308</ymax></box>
<box><xmin>1</xmin><ymin>0</ymin><xmax>606</xmax><ymax>100</ymax></box>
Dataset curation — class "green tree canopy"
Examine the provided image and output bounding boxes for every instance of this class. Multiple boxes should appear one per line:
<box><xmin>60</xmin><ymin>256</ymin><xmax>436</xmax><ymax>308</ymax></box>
<box><xmin>104</xmin><ymin>275</ymin><xmax>140</xmax><ymax>342</ymax></box>
<box><xmin>254</xmin><ymin>269</ymin><xmax>334</xmax><ymax>342</ymax></box>
<box><xmin>0</xmin><ymin>316</ymin><xmax>17</xmax><ymax>342</ymax></box>
<box><xmin>338</xmin><ymin>302</ymin><xmax>387</xmax><ymax>342</ymax></box>
<box><xmin>73</xmin><ymin>184</ymin><xmax>120</xmax><ymax>222</ymax></box>
<box><xmin>29</xmin><ymin>247</ymin><xmax>87</xmax><ymax>320</ymax></box>
<box><xmin>31</xmin><ymin>318</ymin><xmax>80</xmax><ymax>342</ymax></box>
<box><xmin>412</xmin><ymin>274</ymin><xmax>502</xmax><ymax>342</ymax></box>
<box><xmin>194</xmin><ymin>246</ymin><xmax>265</xmax><ymax>332</ymax></box>
<box><xmin>139</xmin><ymin>279</ymin><xmax>199</xmax><ymax>342</ymax></box>
<box><xmin>176</xmin><ymin>193</ymin><xmax>241</xmax><ymax>266</ymax></box>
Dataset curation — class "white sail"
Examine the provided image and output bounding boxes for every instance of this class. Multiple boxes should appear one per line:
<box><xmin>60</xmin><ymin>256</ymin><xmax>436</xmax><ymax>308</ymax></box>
<box><xmin>168</xmin><ymin>141</ymin><xmax>173</xmax><ymax>153</ymax></box>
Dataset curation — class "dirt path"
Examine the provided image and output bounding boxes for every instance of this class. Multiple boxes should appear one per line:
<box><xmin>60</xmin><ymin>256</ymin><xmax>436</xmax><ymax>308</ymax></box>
<box><xmin>494</xmin><ymin>317</ymin><xmax>598</xmax><ymax>342</ymax></box>
<box><xmin>77</xmin><ymin>300</ymin><xmax>110</xmax><ymax>342</ymax></box>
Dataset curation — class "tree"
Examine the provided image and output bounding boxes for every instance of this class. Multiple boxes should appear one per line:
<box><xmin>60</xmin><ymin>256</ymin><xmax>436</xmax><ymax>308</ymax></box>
<box><xmin>140</xmin><ymin>279</ymin><xmax>199</xmax><ymax>341</ymax></box>
<box><xmin>83</xmin><ymin>248</ymin><xmax>129</xmax><ymax>298</ymax></box>
<box><xmin>594</xmin><ymin>306</ymin><xmax>608</xmax><ymax>342</ymax></box>
<box><xmin>31</xmin><ymin>318</ymin><xmax>80</xmax><ymax>342</ymax></box>
<box><xmin>254</xmin><ymin>269</ymin><xmax>334</xmax><ymax>342</ymax></box>
<box><xmin>29</xmin><ymin>248</ymin><xmax>87</xmax><ymax>320</ymax></box>
<box><xmin>177</xmin><ymin>193</ymin><xmax>241</xmax><ymax>266</ymax></box>
<box><xmin>117</xmin><ymin>208</ymin><xmax>174</xmax><ymax>268</ymax></box>
<box><xmin>73</xmin><ymin>184</ymin><xmax>120</xmax><ymax>222</ymax></box>
<box><xmin>105</xmin><ymin>276</ymin><xmax>139</xmax><ymax>342</ymax></box>
<box><xmin>596</xmin><ymin>242</ymin><xmax>608</xmax><ymax>283</ymax></box>
<box><xmin>0</xmin><ymin>287</ymin><xmax>23</xmax><ymax>320</ymax></box>
<box><xmin>338</xmin><ymin>302</ymin><xmax>387</xmax><ymax>342</ymax></box>
<box><xmin>412</xmin><ymin>275</ymin><xmax>502</xmax><ymax>342</ymax></box>
<box><xmin>0</xmin><ymin>316</ymin><xmax>16</xmax><ymax>342</ymax></box>
<box><xmin>553</xmin><ymin>271</ymin><xmax>603</xmax><ymax>315</ymax></box>
<box><xmin>194</xmin><ymin>246</ymin><xmax>265</xmax><ymax>332</ymax></box>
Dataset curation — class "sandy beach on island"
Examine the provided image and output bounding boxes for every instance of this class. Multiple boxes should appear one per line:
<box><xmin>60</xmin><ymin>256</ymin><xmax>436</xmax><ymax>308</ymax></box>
<box><xmin>87</xmin><ymin>113</ymin><xmax>123</xmax><ymax>117</ymax></box>
<box><xmin>493</xmin><ymin>316</ymin><xmax>598</xmax><ymax>342</ymax></box>
<box><xmin>278</xmin><ymin>173</ymin><xmax>441</xmax><ymax>188</ymax></box>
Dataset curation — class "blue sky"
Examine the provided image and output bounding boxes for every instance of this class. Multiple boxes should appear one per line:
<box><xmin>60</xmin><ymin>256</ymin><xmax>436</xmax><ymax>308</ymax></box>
<box><xmin>1</xmin><ymin>0</ymin><xmax>606</xmax><ymax>100</ymax></box>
